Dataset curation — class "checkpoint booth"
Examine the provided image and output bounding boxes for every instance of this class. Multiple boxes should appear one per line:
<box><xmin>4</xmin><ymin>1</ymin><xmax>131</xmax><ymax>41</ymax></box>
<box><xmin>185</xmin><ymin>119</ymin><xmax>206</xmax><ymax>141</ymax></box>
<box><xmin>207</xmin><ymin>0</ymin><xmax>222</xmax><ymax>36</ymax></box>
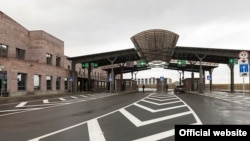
<box><xmin>156</xmin><ymin>77</ymin><xmax>168</xmax><ymax>92</ymax></box>
<box><xmin>182</xmin><ymin>78</ymin><xmax>204</xmax><ymax>92</ymax></box>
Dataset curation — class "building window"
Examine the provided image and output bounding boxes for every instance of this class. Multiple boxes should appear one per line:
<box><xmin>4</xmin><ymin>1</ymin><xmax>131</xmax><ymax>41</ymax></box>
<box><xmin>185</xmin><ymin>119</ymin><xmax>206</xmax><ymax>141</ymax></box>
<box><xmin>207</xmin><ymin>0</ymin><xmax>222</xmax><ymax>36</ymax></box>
<box><xmin>56</xmin><ymin>77</ymin><xmax>61</xmax><ymax>90</ymax></box>
<box><xmin>17</xmin><ymin>73</ymin><xmax>27</xmax><ymax>90</ymax></box>
<box><xmin>16</xmin><ymin>48</ymin><xmax>25</xmax><ymax>60</ymax></box>
<box><xmin>46</xmin><ymin>53</ymin><xmax>52</xmax><ymax>65</ymax></box>
<box><xmin>137</xmin><ymin>79</ymin><xmax>140</xmax><ymax>85</ymax></box>
<box><xmin>34</xmin><ymin>75</ymin><xmax>41</xmax><ymax>90</ymax></box>
<box><xmin>46</xmin><ymin>76</ymin><xmax>52</xmax><ymax>90</ymax></box>
<box><xmin>0</xmin><ymin>44</ymin><xmax>8</xmax><ymax>58</ymax></box>
<box><xmin>64</xmin><ymin>78</ymin><xmax>68</xmax><ymax>90</ymax></box>
<box><xmin>56</xmin><ymin>56</ymin><xmax>61</xmax><ymax>67</ymax></box>
<box><xmin>141</xmin><ymin>79</ymin><xmax>144</xmax><ymax>84</ymax></box>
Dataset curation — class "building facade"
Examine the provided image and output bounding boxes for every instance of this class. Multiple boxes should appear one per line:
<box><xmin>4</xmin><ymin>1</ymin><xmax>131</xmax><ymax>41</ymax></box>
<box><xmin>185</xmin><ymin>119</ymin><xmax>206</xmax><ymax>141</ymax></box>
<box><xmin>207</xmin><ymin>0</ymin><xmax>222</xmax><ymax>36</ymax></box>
<box><xmin>0</xmin><ymin>11</ymin><xmax>108</xmax><ymax>96</ymax></box>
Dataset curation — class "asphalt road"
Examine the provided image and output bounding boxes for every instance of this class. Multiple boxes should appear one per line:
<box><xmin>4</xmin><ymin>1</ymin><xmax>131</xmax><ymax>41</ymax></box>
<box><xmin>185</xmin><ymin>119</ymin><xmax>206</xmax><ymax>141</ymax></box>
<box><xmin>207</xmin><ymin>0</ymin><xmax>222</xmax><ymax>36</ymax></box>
<box><xmin>177</xmin><ymin>92</ymin><xmax>250</xmax><ymax>124</ymax></box>
<box><xmin>0</xmin><ymin>91</ymin><xmax>250</xmax><ymax>141</ymax></box>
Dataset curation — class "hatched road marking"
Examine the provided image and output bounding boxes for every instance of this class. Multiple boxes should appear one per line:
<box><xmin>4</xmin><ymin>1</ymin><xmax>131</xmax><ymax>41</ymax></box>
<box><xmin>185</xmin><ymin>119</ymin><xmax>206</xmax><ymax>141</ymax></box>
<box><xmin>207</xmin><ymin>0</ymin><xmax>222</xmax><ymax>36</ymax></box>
<box><xmin>26</xmin><ymin>92</ymin><xmax>202</xmax><ymax>141</ymax></box>
<box><xmin>15</xmin><ymin>102</ymin><xmax>28</xmax><ymax>108</ymax></box>
<box><xmin>87</xmin><ymin>119</ymin><xmax>106</xmax><ymax>141</ymax></box>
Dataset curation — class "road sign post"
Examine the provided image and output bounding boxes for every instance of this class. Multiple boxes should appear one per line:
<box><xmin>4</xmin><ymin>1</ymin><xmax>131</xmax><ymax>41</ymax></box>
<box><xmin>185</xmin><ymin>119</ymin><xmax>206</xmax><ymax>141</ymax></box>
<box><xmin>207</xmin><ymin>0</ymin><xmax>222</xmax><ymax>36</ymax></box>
<box><xmin>238</xmin><ymin>51</ymin><xmax>249</xmax><ymax>94</ymax></box>
<box><xmin>207</xmin><ymin>75</ymin><xmax>212</xmax><ymax>93</ymax></box>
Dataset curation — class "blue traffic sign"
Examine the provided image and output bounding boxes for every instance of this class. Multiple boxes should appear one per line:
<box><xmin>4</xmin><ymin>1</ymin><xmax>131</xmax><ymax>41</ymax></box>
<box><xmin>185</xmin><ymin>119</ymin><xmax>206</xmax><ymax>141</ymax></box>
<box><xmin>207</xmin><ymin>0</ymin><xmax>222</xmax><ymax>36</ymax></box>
<box><xmin>239</xmin><ymin>64</ymin><xmax>249</xmax><ymax>73</ymax></box>
<box><xmin>109</xmin><ymin>76</ymin><xmax>112</xmax><ymax>81</ymax></box>
<box><xmin>160</xmin><ymin>76</ymin><xmax>164</xmax><ymax>81</ymax></box>
<box><xmin>207</xmin><ymin>75</ymin><xmax>212</xmax><ymax>80</ymax></box>
<box><xmin>68</xmin><ymin>77</ymin><xmax>74</xmax><ymax>81</ymax></box>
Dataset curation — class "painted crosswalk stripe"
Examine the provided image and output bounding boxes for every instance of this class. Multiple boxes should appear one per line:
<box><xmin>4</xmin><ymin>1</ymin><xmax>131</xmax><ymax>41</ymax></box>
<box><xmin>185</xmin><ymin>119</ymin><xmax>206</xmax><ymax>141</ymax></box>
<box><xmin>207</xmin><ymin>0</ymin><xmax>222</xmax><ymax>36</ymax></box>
<box><xmin>59</xmin><ymin>98</ymin><xmax>66</xmax><ymax>101</ymax></box>
<box><xmin>134</xmin><ymin>103</ymin><xmax>186</xmax><ymax>113</ymax></box>
<box><xmin>142</xmin><ymin>99</ymin><xmax>181</xmax><ymax>106</ymax></box>
<box><xmin>16</xmin><ymin>102</ymin><xmax>28</xmax><ymax>108</ymax></box>
<box><xmin>87</xmin><ymin>119</ymin><xmax>106</xmax><ymax>141</ymax></box>
<box><xmin>71</xmin><ymin>96</ymin><xmax>77</xmax><ymax>99</ymax></box>
<box><xmin>80</xmin><ymin>95</ymin><xmax>87</xmax><ymax>98</ymax></box>
<box><xmin>146</xmin><ymin>97</ymin><xmax>178</xmax><ymax>101</ymax></box>
<box><xmin>43</xmin><ymin>99</ymin><xmax>49</xmax><ymax>104</ymax></box>
<box><xmin>120</xmin><ymin>108</ymin><xmax>192</xmax><ymax>127</ymax></box>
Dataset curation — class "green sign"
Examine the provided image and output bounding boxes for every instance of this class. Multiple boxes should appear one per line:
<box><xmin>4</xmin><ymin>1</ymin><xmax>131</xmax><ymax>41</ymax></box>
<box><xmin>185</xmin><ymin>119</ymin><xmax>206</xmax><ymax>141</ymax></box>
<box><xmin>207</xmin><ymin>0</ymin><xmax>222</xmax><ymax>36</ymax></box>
<box><xmin>177</xmin><ymin>60</ymin><xmax>186</xmax><ymax>67</ymax></box>
<box><xmin>138</xmin><ymin>60</ymin><xmax>146</xmax><ymax>67</ymax></box>
<box><xmin>81</xmin><ymin>62</ymin><xmax>98</xmax><ymax>68</ymax></box>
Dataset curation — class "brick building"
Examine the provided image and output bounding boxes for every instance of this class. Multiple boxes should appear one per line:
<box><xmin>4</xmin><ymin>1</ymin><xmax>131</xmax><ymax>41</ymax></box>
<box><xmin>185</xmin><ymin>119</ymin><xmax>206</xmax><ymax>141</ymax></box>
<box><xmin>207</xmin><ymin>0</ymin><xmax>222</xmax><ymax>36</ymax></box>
<box><xmin>0</xmin><ymin>11</ymin><xmax>108</xmax><ymax>96</ymax></box>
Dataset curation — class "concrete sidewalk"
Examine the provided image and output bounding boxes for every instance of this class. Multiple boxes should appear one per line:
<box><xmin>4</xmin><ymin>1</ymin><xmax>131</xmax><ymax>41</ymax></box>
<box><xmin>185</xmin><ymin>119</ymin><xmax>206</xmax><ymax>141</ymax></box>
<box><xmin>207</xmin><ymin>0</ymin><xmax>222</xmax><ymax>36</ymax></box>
<box><xmin>189</xmin><ymin>90</ymin><xmax>250</xmax><ymax>98</ymax></box>
<box><xmin>216</xmin><ymin>89</ymin><xmax>250</xmax><ymax>95</ymax></box>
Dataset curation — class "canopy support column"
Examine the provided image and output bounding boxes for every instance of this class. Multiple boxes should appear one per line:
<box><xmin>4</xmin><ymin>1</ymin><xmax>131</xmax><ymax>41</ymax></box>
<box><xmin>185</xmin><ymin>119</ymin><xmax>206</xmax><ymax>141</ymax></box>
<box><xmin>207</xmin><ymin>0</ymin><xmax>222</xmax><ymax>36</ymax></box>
<box><xmin>195</xmin><ymin>54</ymin><xmax>206</xmax><ymax>93</ymax></box>
<box><xmin>107</xmin><ymin>57</ymin><xmax>117</xmax><ymax>93</ymax></box>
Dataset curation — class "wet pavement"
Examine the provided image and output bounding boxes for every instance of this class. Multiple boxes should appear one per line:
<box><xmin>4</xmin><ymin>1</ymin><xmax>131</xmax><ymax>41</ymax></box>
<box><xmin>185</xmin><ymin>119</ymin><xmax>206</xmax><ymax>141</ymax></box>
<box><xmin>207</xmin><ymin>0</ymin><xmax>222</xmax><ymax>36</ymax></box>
<box><xmin>1</xmin><ymin>90</ymin><xmax>250</xmax><ymax>141</ymax></box>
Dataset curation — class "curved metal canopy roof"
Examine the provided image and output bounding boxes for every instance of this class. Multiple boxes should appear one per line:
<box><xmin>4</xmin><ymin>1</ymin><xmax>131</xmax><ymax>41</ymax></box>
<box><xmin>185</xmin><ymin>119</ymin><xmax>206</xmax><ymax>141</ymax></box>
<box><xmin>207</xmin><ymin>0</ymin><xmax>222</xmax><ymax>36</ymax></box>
<box><xmin>131</xmin><ymin>29</ymin><xmax>179</xmax><ymax>63</ymax></box>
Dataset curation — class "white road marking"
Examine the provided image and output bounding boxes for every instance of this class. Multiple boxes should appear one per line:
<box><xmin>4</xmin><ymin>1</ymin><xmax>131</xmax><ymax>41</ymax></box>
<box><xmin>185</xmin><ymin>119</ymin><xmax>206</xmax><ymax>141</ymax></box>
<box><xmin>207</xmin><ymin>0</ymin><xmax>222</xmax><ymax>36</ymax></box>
<box><xmin>87</xmin><ymin>119</ymin><xmax>106</xmax><ymax>141</ymax></box>
<box><xmin>43</xmin><ymin>99</ymin><xmax>49</xmax><ymax>104</ymax></box>
<box><xmin>27</xmin><ymin>93</ymin><xmax>154</xmax><ymax>141</ymax></box>
<box><xmin>27</xmin><ymin>122</ymin><xmax>88</xmax><ymax>141</ymax></box>
<box><xmin>134</xmin><ymin>103</ymin><xmax>186</xmax><ymax>113</ymax></box>
<box><xmin>146</xmin><ymin>97</ymin><xmax>178</xmax><ymax>101</ymax></box>
<box><xmin>71</xmin><ymin>96</ymin><xmax>77</xmax><ymax>99</ymax></box>
<box><xmin>0</xmin><ymin>109</ymin><xmax>30</xmax><ymax>112</ymax></box>
<box><xmin>133</xmin><ymin>129</ymin><xmax>175</xmax><ymax>141</ymax></box>
<box><xmin>120</xmin><ymin>108</ymin><xmax>192</xmax><ymax>127</ymax></box>
<box><xmin>27</xmin><ymin>92</ymin><xmax>201</xmax><ymax>141</ymax></box>
<box><xmin>59</xmin><ymin>98</ymin><xmax>66</xmax><ymax>101</ymax></box>
<box><xmin>80</xmin><ymin>95</ymin><xmax>87</xmax><ymax>98</ymax></box>
<box><xmin>149</xmin><ymin>95</ymin><xmax>175</xmax><ymax>99</ymax></box>
<box><xmin>141</xmin><ymin>99</ymin><xmax>181</xmax><ymax>105</ymax></box>
<box><xmin>0</xmin><ymin>108</ymin><xmax>43</xmax><ymax>117</ymax></box>
<box><xmin>15</xmin><ymin>102</ymin><xmax>28</xmax><ymax>108</ymax></box>
<box><xmin>174</xmin><ymin>94</ymin><xmax>202</xmax><ymax>125</ymax></box>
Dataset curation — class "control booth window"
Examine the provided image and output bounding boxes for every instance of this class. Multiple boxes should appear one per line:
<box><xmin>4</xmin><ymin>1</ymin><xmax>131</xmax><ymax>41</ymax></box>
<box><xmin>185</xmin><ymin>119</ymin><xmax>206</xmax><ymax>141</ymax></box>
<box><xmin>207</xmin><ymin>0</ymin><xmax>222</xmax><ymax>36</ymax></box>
<box><xmin>46</xmin><ymin>53</ymin><xmax>52</xmax><ymax>65</ymax></box>
<box><xmin>16</xmin><ymin>48</ymin><xmax>25</xmax><ymax>60</ymax></box>
<box><xmin>0</xmin><ymin>44</ymin><xmax>8</xmax><ymax>58</ymax></box>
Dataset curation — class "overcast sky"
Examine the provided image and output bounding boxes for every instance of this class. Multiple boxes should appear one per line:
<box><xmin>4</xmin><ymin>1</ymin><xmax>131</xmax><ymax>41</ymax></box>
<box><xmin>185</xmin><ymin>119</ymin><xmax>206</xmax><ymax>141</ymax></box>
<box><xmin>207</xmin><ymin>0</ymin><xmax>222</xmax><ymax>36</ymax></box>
<box><xmin>1</xmin><ymin>0</ymin><xmax>250</xmax><ymax>84</ymax></box>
